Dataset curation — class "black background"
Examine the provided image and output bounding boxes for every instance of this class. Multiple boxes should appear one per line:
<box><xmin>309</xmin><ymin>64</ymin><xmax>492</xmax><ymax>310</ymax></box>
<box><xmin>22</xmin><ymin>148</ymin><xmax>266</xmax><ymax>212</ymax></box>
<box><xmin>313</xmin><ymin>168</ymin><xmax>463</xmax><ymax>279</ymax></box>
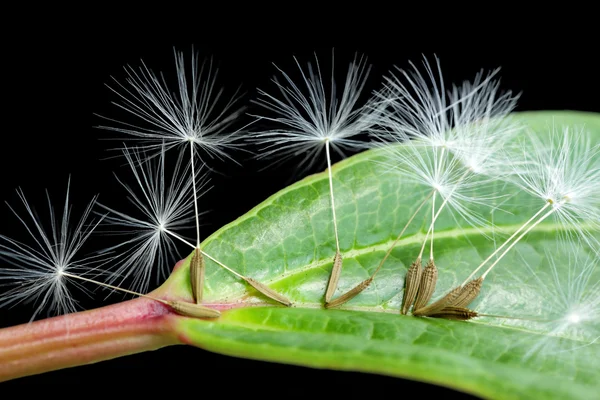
<box><xmin>0</xmin><ymin>9</ymin><xmax>597</xmax><ymax>398</ymax></box>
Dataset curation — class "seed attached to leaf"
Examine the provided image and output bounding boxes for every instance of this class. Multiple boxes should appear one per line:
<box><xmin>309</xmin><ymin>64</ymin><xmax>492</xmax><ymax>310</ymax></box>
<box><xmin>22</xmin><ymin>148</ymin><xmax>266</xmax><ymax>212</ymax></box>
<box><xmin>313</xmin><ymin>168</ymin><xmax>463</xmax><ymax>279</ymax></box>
<box><xmin>401</xmin><ymin>259</ymin><xmax>422</xmax><ymax>315</ymax></box>
<box><xmin>326</xmin><ymin>277</ymin><xmax>373</xmax><ymax>309</ymax></box>
<box><xmin>244</xmin><ymin>277</ymin><xmax>293</xmax><ymax>307</ymax></box>
<box><xmin>190</xmin><ymin>248</ymin><xmax>205</xmax><ymax>304</ymax></box>
<box><xmin>451</xmin><ymin>277</ymin><xmax>483</xmax><ymax>308</ymax></box>
<box><xmin>325</xmin><ymin>251</ymin><xmax>343</xmax><ymax>303</ymax></box>
<box><xmin>413</xmin><ymin>258</ymin><xmax>438</xmax><ymax>311</ymax></box>
<box><xmin>413</xmin><ymin>285</ymin><xmax>462</xmax><ymax>316</ymax></box>
<box><xmin>169</xmin><ymin>300</ymin><xmax>221</xmax><ymax>318</ymax></box>
<box><xmin>427</xmin><ymin>306</ymin><xmax>479</xmax><ymax>321</ymax></box>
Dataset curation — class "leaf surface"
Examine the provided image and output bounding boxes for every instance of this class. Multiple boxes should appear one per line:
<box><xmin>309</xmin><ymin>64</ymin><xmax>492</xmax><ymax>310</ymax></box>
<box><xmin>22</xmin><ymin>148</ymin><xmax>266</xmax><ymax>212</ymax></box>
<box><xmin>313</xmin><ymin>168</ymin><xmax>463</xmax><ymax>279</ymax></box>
<box><xmin>158</xmin><ymin>111</ymin><xmax>600</xmax><ymax>400</ymax></box>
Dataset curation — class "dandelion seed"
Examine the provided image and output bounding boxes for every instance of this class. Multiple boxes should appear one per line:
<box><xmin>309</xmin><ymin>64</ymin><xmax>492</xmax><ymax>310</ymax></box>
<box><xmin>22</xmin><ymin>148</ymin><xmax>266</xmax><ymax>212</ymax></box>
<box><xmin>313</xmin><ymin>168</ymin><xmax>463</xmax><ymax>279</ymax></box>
<box><xmin>97</xmin><ymin>145</ymin><xmax>205</xmax><ymax>294</ymax></box>
<box><xmin>250</xmin><ymin>51</ymin><xmax>375</xmax><ymax>172</ymax></box>
<box><xmin>189</xmin><ymin>247</ymin><xmax>205</xmax><ymax>303</ymax></box>
<box><xmin>413</xmin><ymin>258</ymin><xmax>438</xmax><ymax>311</ymax></box>
<box><xmin>537</xmin><ymin>245</ymin><xmax>599</xmax><ymax>342</ymax></box>
<box><xmin>421</xmin><ymin>124</ymin><xmax>600</xmax><ymax>319</ymax></box>
<box><xmin>507</xmin><ymin>126</ymin><xmax>600</xmax><ymax>251</ymax></box>
<box><xmin>249</xmin><ymin>51</ymin><xmax>378</xmax><ymax>304</ymax></box>
<box><xmin>422</xmin><ymin>307</ymin><xmax>536</xmax><ymax>321</ymax></box>
<box><xmin>332</xmin><ymin>57</ymin><xmax>518</xmax><ymax>309</ymax></box>
<box><xmin>0</xmin><ymin>180</ymin><xmax>105</xmax><ymax>321</ymax></box>
<box><xmin>97</xmin><ymin>47</ymin><xmax>246</xmax><ymax>164</ymax></box>
<box><xmin>425</xmin><ymin>306</ymin><xmax>479</xmax><ymax>321</ymax></box>
<box><xmin>326</xmin><ymin>251</ymin><xmax>344</xmax><ymax>303</ymax></box>
<box><xmin>326</xmin><ymin>191</ymin><xmax>431</xmax><ymax>310</ymax></box>
<box><xmin>450</xmin><ymin>277</ymin><xmax>483</xmax><ymax>308</ymax></box>
<box><xmin>243</xmin><ymin>277</ymin><xmax>293</xmax><ymax>307</ymax></box>
<box><xmin>324</xmin><ymin>277</ymin><xmax>373</xmax><ymax>309</ymax></box>
<box><xmin>374</xmin><ymin>55</ymin><xmax>519</xmax><ymax>256</ymax></box>
<box><xmin>170</xmin><ymin>237</ymin><xmax>293</xmax><ymax>307</ymax></box>
<box><xmin>373</xmin><ymin>55</ymin><xmax>520</xmax><ymax>152</ymax></box>
<box><xmin>381</xmin><ymin>141</ymin><xmax>483</xmax><ymax>225</ymax></box>
<box><xmin>490</xmin><ymin>243</ymin><xmax>600</xmax><ymax>368</ymax></box>
<box><xmin>99</xmin><ymin>145</ymin><xmax>291</xmax><ymax>306</ymax></box>
<box><xmin>412</xmin><ymin>285</ymin><xmax>462</xmax><ymax>317</ymax></box>
<box><xmin>400</xmin><ymin>258</ymin><xmax>423</xmax><ymax>315</ymax></box>
<box><xmin>462</xmin><ymin>125</ymin><xmax>600</xmax><ymax>285</ymax></box>
<box><xmin>97</xmin><ymin>48</ymin><xmax>249</xmax><ymax>294</ymax></box>
<box><xmin>168</xmin><ymin>298</ymin><xmax>221</xmax><ymax>318</ymax></box>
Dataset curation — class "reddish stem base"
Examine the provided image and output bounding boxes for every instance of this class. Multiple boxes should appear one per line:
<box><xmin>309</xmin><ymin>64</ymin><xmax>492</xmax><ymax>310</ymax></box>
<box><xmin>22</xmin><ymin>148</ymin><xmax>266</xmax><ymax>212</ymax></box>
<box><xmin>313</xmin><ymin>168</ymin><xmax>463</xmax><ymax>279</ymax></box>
<box><xmin>0</xmin><ymin>297</ymin><xmax>181</xmax><ymax>382</ymax></box>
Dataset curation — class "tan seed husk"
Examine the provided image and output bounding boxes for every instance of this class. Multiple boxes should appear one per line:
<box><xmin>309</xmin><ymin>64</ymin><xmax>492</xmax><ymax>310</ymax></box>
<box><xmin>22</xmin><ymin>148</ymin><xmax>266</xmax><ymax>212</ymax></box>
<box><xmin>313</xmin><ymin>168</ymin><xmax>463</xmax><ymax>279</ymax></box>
<box><xmin>244</xmin><ymin>277</ymin><xmax>293</xmax><ymax>307</ymax></box>
<box><xmin>190</xmin><ymin>248</ymin><xmax>205</xmax><ymax>304</ymax></box>
<box><xmin>413</xmin><ymin>258</ymin><xmax>438</xmax><ymax>311</ymax></box>
<box><xmin>413</xmin><ymin>285</ymin><xmax>462</xmax><ymax>316</ymax></box>
<box><xmin>451</xmin><ymin>277</ymin><xmax>483</xmax><ymax>308</ymax></box>
<box><xmin>325</xmin><ymin>251</ymin><xmax>343</xmax><ymax>303</ymax></box>
<box><xmin>325</xmin><ymin>277</ymin><xmax>373</xmax><ymax>309</ymax></box>
<box><xmin>401</xmin><ymin>259</ymin><xmax>422</xmax><ymax>315</ymax></box>
<box><xmin>169</xmin><ymin>300</ymin><xmax>221</xmax><ymax>318</ymax></box>
<box><xmin>426</xmin><ymin>306</ymin><xmax>479</xmax><ymax>321</ymax></box>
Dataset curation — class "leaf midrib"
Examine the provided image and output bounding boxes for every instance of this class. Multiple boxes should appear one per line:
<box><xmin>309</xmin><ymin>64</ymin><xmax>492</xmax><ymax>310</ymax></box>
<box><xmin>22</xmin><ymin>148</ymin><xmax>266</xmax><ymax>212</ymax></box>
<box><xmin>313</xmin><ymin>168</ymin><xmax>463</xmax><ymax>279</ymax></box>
<box><xmin>211</xmin><ymin>220</ymin><xmax>592</xmax><ymax>299</ymax></box>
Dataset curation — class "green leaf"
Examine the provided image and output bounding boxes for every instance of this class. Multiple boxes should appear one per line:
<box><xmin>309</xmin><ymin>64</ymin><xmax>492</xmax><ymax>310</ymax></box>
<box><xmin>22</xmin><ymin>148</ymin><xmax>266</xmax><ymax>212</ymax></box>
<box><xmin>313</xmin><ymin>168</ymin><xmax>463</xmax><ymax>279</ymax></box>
<box><xmin>158</xmin><ymin>111</ymin><xmax>600</xmax><ymax>400</ymax></box>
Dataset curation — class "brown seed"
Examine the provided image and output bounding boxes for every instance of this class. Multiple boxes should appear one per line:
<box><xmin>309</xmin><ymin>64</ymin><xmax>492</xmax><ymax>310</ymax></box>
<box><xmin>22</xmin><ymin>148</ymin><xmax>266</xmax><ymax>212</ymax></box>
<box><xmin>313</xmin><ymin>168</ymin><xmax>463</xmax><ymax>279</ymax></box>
<box><xmin>190</xmin><ymin>248</ymin><xmax>205</xmax><ymax>304</ymax></box>
<box><xmin>413</xmin><ymin>285</ymin><xmax>462</xmax><ymax>316</ymax></box>
<box><xmin>426</xmin><ymin>306</ymin><xmax>479</xmax><ymax>321</ymax></box>
<box><xmin>325</xmin><ymin>251</ymin><xmax>343</xmax><ymax>303</ymax></box>
<box><xmin>325</xmin><ymin>277</ymin><xmax>373</xmax><ymax>309</ymax></box>
<box><xmin>413</xmin><ymin>258</ymin><xmax>438</xmax><ymax>311</ymax></box>
<box><xmin>450</xmin><ymin>277</ymin><xmax>483</xmax><ymax>308</ymax></box>
<box><xmin>169</xmin><ymin>300</ymin><xmax>221</xmax><ymax>318</ymax></box>
<box><xmin>401</xmin><ymin>259</ymin><xmax>422</xmax><ymax>315</ymax></box>
<box><xmin>244</xmin><ymin>277</ymin><xmax>293</xmax><ymax>307</ymax></box>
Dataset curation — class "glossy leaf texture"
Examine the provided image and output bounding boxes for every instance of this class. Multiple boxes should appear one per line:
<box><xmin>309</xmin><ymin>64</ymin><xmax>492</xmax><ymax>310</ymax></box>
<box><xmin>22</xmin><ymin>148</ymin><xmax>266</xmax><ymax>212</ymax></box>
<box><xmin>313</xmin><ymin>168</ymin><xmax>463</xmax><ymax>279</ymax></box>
<box><xmin>157</xmin><ymin>111</ymin><xmax>600</xmax><ymax>400</ymax></box>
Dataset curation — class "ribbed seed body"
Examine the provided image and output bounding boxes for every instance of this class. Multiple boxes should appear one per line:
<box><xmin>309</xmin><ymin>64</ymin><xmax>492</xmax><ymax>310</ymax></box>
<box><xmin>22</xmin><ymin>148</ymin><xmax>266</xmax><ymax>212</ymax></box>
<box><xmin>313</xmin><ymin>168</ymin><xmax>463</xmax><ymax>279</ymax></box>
<box><xmin>169</xmin><ymin>301</ymin><xmax>221</xmax><ymax>318</ymax></box>
<box><xmin>190</xmin><ymin>248</ymin><xmax>205</xmax><ymax>304</ymax></box>
<box><xmin>451</xmin><ymin>277</ymin><xmax>483</xmax><ymax>308</ymax></box>
<box><xmin>401</xmin><ymin>259</ymin><xmax>422</xmax><ymax>315</ymax></box>
<box><xmin>413</xmin><ymin>285</ymin><xmax>462</xmax><ymax>316</ymax></box>
<box><xmin>326</xmin><ymin>277</ymin><xmax>373</xmax><ymax>309</ymax></box>
<box><xmin>325</xmin><ymin>251</ymin><xmax>343</xmax><ymax>303</ymax></box>
<box><xmin>413</xmin><ymin>259</ymin><xmax>438</xmax><ymax>311</ymax></box>
<box><xmin>245</xmin><ymin>277</ymin><xmax>293</xmax><ymax>307</ymax></box>
<box><xmin>427</xmin><ymin>306</ymin><xmax>478</xmax><ymax>321</ymax></box>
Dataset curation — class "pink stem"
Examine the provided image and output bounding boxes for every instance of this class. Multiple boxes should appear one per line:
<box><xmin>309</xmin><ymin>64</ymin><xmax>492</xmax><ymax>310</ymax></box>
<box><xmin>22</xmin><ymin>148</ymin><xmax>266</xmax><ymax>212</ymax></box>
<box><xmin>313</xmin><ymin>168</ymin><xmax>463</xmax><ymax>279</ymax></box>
<box><xmin>0</xmin><ymin>297</ymin><xmax>182</xmax><ymax>382</ymax></box>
